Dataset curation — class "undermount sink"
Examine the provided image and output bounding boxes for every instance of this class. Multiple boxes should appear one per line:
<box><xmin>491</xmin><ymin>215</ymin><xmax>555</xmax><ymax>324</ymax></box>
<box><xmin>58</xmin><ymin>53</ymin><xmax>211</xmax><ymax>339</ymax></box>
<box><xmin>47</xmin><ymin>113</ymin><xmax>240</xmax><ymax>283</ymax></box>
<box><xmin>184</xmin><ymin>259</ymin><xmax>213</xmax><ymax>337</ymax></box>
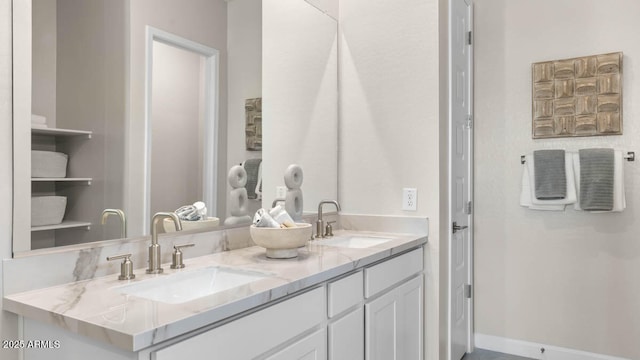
<box><xmin>114</xmin><ymin>266</ymin><xmax>270</xmax><ymax>304</ymax></box>
<box><xmin>317</xmin><ymin>235</ymin><xmax>393</xmax><ymax>249</ymax></box>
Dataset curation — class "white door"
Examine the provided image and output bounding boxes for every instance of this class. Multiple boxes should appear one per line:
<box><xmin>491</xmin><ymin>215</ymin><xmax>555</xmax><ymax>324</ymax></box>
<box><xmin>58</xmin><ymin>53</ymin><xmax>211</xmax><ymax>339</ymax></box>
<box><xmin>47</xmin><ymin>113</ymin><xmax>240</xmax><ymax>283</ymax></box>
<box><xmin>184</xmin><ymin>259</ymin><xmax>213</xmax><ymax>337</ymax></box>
<box><xmin>365</xmin><ymin>275</ymin><xmax>423</xmax><ymax>360</ymax></box>
<box><xmin>328</xmin><ymin>308</ymin><xmax>364</xmax><ymax>360</ymax></box>
<box><xmin>449</xmin><ymin>0</ymin><xmax>473</xmax><ymax>359</ymax></box>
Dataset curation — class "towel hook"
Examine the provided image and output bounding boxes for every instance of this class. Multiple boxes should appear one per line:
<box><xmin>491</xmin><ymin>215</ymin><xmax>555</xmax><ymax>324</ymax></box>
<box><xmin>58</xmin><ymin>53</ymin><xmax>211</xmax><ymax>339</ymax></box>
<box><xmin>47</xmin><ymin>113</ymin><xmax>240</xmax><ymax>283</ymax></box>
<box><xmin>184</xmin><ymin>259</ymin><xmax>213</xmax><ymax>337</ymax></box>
<box><xmin>520</xmin><ymin>155</ymin><xmax>526</xmax><ymax>164</ymax></box>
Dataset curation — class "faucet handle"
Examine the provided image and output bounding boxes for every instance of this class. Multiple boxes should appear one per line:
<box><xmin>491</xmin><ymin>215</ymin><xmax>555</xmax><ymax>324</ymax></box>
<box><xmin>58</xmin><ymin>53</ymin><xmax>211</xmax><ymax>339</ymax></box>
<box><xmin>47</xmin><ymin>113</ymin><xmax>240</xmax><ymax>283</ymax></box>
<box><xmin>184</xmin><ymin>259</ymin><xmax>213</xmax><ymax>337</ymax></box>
<box><xmin>171</xmin><ymin>243</ymin><xmax>195</xmax><ymax>269</ymax></box>
<box><xmin>106</xmin><ymin>254</ymin><xmax>135</xmax><ymax>280</ymax></box>
<box><xmin>324</xmin><ymin>221</ymin><xmax>336</xmax><ymax>237</ymax></box>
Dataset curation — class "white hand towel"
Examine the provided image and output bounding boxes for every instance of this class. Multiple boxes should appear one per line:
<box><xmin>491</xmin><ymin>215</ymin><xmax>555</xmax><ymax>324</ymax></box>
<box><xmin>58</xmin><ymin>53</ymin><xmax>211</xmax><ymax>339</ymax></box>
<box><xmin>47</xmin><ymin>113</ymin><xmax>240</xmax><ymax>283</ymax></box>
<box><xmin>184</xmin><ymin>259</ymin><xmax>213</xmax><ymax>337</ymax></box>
<box><xmin>31</xmin><ymin>114</ymin><xmax>47</xmax><ymax>125</ymax></box>
<box><xmin>520</xmin><ymin>163</ymin><xmax>566</xmax><ymax>211</ymax></box>
<box><xmin>573</xmin><ymin>150</ymin><xmax>625</xmax><ymax>212</ymax></box>
<box><xmin>528</xmin><ymin>153</ymin><xmax>576</xmax><ymax>205</ymax></box>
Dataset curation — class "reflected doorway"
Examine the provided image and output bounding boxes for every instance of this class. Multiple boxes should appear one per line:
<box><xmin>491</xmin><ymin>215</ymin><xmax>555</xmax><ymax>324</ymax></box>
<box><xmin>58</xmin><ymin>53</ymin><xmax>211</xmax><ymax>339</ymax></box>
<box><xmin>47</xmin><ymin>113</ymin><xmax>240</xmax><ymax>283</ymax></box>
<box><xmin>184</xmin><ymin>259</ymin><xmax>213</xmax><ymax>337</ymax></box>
<box><xmin>150</xmin><ymin>42</ymin><xmax>204</xmax><ymax>217</ymax></box>
<box><xmin>143</xmin><ymin>27</ymin><xmax>219</xmax><ymax>233</ymax></box>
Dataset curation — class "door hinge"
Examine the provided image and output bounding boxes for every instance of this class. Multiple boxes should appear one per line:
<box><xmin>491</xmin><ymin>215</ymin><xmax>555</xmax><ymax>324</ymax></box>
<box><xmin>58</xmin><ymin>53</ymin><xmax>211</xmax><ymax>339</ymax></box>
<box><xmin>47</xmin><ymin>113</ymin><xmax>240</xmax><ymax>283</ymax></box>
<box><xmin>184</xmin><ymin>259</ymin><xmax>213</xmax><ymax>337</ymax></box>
<box><xmin>466</xmin><ymin>114</ymin><xmax>473</xmax><ymax>129</ymax></box>
<box><xmin>465</xmin><ymin>284</ymin><xmax>472</xmax><ymax>299</ymax></box>
<box><xmin>467</xmin><ymin>31</ymin><xmax>472</xmax><ymax>45</ymax></box>
<box><xmin>466</xmin><ymin>201</ymin><xmax>472</xmax><ymax>215</ymax></box>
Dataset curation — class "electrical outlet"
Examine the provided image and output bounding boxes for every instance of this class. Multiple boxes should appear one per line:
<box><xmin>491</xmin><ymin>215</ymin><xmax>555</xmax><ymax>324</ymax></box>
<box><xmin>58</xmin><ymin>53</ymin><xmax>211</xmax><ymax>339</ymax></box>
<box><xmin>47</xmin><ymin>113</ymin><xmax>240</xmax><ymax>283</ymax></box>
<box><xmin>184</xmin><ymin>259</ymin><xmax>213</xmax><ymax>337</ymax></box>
<box><xmin>402</xmin><ymin>188</ymin><xmax>417</xmax><ymax>211</ymax></box>
<box><xmin>276</xmin><ymin>186</ymin><xmax>287</xmax><ymax>199</ymax></box>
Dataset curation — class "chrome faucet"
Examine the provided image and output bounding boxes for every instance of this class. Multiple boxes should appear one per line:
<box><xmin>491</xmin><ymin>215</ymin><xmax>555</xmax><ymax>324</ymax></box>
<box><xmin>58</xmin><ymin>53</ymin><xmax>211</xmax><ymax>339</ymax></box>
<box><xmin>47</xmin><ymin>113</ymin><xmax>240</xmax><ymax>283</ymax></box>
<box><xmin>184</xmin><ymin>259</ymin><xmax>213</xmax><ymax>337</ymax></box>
<box><xmin>101</xmin><ymin>209</ymin><xmax>127</xmax><ymax>239</ymax></box>
<box><xmin>315</xmin><ymin>200</ymin><xmax>341</xmax><ymax>239</ymax></box>
<box><xmin>147</xmin><ymin>212</ymin><xmax>182</xmax><ymax>274</ymax></box>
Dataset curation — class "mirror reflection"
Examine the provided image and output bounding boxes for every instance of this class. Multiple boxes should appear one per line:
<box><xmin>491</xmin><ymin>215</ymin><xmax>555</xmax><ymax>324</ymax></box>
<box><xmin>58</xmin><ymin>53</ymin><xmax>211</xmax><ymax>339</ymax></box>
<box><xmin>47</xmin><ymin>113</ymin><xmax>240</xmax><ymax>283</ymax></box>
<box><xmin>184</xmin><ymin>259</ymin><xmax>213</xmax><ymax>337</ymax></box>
<box><xmin>23</xmin><ymin>0</ymin><xmax>338</xmax><ymax>252</ymax></box>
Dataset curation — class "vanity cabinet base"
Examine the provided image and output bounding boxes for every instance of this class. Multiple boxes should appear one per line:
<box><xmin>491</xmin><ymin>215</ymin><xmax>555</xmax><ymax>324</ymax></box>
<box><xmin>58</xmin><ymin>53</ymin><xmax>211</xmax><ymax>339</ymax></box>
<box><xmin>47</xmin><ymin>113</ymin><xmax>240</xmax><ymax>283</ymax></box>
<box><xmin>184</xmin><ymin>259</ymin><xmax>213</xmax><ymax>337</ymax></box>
<box><xmin>365</xmin><ymin>274</ymin><xmax>424</xmax><ymax>360</ymax></box>
<box><xmin>18</xmin><ymin>246</ymin><xmax>425</xmax><ymax>360</ymax></box>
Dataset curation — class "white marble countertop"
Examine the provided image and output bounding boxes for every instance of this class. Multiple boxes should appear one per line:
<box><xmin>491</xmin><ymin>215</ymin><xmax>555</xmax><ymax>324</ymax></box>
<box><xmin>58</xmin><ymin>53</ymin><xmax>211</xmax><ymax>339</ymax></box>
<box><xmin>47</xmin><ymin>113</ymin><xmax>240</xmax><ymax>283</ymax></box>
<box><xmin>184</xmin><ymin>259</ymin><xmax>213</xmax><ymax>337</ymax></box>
<box><xmin>4</xmin><ymin>229</ymin><xmax>426</xmax><ymax>352</ymax></box>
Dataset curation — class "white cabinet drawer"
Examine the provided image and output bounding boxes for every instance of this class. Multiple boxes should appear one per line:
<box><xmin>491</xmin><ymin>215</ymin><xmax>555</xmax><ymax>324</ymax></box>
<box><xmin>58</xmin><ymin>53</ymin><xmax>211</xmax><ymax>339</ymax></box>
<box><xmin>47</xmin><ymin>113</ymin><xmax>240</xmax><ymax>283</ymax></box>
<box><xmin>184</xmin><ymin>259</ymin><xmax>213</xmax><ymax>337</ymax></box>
<box><xmin>364</xmin><ymin>248</ymin><xmax>423</xmax><ymax>298</ymax></box>
<box><xmin>327</xmin><ymin>271</ymin><xmax>363</xmax><ymax>318</ymax></box>
<box><xmin>153</xmin><ymin>287</ymin><xmax>326</xmax><ymax>360</ymax></box>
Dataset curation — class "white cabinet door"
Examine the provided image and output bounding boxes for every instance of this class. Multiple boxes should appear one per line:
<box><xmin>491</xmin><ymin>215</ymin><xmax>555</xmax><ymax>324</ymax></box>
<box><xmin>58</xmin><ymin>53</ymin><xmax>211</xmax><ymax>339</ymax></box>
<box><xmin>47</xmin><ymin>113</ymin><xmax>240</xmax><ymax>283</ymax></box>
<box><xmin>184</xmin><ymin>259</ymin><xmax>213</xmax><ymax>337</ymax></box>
<box><xmin>365</xmin><ymin>275</ymin><xmax>423</xmax><ymax>360</ymax></box>
<box><xmin>328</xmin><ymin>307</ymin><xmax>364</xmax><ymax>360</ymax></box>
<box><xmin>266</xmin><ymin>329</ymin><xmax>327</xmax><ymax>360</ymax></box>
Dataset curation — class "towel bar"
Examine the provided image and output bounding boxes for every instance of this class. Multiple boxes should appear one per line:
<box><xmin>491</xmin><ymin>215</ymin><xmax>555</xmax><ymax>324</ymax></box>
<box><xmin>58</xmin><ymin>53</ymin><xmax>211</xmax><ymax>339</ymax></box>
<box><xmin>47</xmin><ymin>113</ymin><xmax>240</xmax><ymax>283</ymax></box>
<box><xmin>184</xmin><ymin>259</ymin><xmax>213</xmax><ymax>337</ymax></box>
<box><xmin>520</xmin><ymin>151</ymin><xmax>635</xmax><ymax>164</ymax></box>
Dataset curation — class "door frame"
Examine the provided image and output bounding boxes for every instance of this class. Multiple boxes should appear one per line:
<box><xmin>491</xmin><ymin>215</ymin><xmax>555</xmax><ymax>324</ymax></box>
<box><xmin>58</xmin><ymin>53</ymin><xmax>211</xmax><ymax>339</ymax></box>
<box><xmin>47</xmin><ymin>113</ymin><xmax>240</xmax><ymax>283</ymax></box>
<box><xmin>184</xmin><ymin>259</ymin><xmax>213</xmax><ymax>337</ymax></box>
<box><xmin>447</xmin><ymin>0</ymin><xmax>474</xmax><ymax>358</ymax></box>
<box><xmin>142</xmin><ymin>26</ymin><xmax>220</xmax><ymax>233</ymax></box>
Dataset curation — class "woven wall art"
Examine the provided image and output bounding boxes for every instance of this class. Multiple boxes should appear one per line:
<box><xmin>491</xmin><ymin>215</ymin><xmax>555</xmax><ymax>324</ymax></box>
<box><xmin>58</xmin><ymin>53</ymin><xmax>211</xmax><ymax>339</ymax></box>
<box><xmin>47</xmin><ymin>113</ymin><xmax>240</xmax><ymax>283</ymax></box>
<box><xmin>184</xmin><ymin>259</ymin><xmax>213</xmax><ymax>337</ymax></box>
<box><xmin>245</xmin><ymin>97</ymin><xmax>262</xmax><ymax>151</ymax></box>
<box><xmin>532</xmin><ymin>52</ymin><xmax>622</xmax><ymax>138</ymax></box>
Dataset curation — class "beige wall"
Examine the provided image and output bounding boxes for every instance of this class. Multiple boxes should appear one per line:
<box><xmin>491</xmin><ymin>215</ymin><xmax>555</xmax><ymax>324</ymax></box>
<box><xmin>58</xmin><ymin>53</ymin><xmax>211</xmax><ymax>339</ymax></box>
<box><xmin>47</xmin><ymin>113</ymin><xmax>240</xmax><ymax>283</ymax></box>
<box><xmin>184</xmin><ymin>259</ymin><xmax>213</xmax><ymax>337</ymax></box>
<box><xmin>262</xmin><ymin>0</ymin><xmax>338</xmax><ymax>212</ymax></box>
<box><xmin>474</xmin><ymin>1</ymin><xmax>640</xmax><ymax>358</ymax></box>
<box><xmin>0</xmin><ymin>1</ymin><xmax>18</xmax><ymax>359</ymax></box>
<box><xmin>126</xmin><ymin>0</ymin><xmax>228</xmax><ymax>235</ymax></box>
<box><xmin>31</xmin><ymin>0</ymin><xmax>56</xmax><ymax>127</ymax></box>
<box><xmin>437</xmin><ymin>0</ymin><xmax>450</xmax><ymax>356</ymax></box>
<box><xmin>150</xmin><ymin>42</ymin><xmax>203</xmax><ymax>215</ymax></box>
<box><xmin>305</xmin><ymin>0</ymin><xmax>338</xmax><ymax>20</ymax></box>
<box><xmin>338</xmin><ymin>0</ymin><xmax>441</xmax><ymax>359</ymax></box>
<box><xmin>54</xmin><ymin>0</ymin><xmax>127</xmax><ymax>245</ymax></box>
<box><xmin>226</xmin><ymin>0</ymin><xmax>262</xmax><ymax>218</ymax></box>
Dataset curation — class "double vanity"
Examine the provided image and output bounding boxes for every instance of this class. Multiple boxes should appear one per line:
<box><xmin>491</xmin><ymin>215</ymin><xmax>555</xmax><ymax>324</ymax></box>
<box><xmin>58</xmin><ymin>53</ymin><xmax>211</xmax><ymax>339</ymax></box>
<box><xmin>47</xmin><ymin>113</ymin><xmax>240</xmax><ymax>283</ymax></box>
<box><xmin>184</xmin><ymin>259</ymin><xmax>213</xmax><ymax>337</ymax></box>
<box><xmin>4</xmin><ymin>215</ymin><xmax>427</xmax><ymax>360</ymax></box>
<box><xmin>8</xmin><ymin>1</ymin><xmax>426</xmax><ymax>359</ymax></box>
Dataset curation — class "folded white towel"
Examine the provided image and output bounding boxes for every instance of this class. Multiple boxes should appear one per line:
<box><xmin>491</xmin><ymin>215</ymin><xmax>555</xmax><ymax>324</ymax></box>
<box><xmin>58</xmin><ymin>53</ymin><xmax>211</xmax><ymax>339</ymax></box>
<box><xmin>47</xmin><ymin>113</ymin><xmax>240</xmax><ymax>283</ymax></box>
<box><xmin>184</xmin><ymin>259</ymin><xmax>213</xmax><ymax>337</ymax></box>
<box><xmin>527</xmin><ymin>153</ymin><xmax>576</xmax><ymax>205</ymax></box>
<box><xmin>520</xmin><ymin>164</ymin><xmax>566</xmax><ymax>211</ymax></box>
<box><xmin>573</xmin><ymin>150</ymin><xmax>625</xmax><ymax>212</ymax></box>
<box><xmin>31</xmin><ymin>114</ymin><xmax>47</xmax><ymax>125</ymax></box>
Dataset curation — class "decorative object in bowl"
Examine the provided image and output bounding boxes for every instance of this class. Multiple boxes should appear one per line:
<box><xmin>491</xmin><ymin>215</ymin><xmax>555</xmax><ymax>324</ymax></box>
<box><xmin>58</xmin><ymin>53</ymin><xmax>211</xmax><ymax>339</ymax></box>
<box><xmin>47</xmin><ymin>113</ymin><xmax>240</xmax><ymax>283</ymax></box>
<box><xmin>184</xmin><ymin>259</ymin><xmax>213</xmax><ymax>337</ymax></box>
<box><xmin>163</xmin><ymin>217</ymin><xmax>220</xmax><ymax>233</ymax></box>
<box><xmin>250</xmin><ymin>223</ymin><xmax>312</xmax><ymax>259</ymax></box>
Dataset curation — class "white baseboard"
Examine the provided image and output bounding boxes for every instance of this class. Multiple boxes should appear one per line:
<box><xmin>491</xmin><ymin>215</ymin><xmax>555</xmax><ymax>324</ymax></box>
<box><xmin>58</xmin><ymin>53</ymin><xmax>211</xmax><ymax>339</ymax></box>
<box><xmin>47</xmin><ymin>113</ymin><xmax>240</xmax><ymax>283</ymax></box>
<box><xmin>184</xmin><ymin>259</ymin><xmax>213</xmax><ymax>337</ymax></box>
<box><xmin>474</xmin><ymin>334</ymin><xmax>631</xmax><ymax>360</ymax></box>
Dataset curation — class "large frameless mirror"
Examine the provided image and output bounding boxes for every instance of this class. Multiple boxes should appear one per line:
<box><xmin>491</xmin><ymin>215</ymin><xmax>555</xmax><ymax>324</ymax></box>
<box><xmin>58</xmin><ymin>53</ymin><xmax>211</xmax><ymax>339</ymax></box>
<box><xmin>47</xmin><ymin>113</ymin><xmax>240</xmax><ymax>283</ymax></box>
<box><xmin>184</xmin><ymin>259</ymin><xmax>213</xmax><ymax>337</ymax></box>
<box><xmin>12</xmin><ymin>0</ymin><xmax>338</xmax><ymax>255</ymax></box>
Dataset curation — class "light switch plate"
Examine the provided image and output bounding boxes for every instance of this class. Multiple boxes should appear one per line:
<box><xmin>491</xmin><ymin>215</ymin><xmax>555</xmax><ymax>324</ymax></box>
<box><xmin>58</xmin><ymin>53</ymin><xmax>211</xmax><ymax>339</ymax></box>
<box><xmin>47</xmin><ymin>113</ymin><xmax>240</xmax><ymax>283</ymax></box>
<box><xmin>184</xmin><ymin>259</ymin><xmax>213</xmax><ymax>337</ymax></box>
<box><xmin>276</xmin><ymin>186</ymin><xmax>287</xmax><ymax>199</ymax></box>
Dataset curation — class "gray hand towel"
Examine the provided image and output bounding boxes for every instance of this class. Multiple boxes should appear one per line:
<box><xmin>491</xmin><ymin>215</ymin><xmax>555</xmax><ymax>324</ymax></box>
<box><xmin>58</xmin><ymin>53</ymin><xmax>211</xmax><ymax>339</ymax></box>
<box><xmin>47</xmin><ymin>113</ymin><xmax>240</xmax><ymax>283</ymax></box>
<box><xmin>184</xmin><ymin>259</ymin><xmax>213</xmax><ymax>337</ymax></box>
<box><xmin>533</xmin><ymin>150</ymin><xmax>566</xmax><ymax>199</ymax></box>
<box><xmin>243</xmin><ymin>158</ymin><xmax>262</xmax><ymax>200</ymax></box>
<box><xmin>579</xmin><ymin>149</ymin><xmax>614</xmax><ymax>211</ymax></box>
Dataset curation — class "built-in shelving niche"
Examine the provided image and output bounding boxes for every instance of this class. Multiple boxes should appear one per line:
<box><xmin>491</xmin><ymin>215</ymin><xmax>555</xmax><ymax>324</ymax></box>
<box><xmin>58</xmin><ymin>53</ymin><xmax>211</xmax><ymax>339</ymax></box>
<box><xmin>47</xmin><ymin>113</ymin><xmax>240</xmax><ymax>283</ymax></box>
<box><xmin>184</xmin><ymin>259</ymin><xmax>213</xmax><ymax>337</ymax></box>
<box><xmin>31</xmin><ymin>127</ymin><xmax>93</xmax><ymax>249</ymax></box>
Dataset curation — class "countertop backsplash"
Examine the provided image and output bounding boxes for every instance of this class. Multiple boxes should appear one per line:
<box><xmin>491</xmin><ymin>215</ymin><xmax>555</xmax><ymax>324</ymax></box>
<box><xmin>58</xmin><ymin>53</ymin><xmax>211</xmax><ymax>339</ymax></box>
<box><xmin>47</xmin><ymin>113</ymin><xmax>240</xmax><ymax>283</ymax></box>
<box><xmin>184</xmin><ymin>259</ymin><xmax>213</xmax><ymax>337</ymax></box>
<box><xmin>2</xmin><ymin>212</ymin><xmax>340</xmax><ymax>295</ymax></box>
<box><xmin>1</xmin><ymin>212</ymin><xmax>429</xmax><ymax>296</ymax></box>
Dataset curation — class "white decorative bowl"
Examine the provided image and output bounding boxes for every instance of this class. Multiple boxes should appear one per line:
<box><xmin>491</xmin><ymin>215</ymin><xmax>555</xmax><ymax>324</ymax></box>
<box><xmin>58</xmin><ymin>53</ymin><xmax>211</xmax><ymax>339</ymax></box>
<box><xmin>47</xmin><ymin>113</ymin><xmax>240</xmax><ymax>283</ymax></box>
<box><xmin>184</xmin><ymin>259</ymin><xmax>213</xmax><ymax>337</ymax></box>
<box><xmin>250</xmin><ymin>223</ymin><xmax>312</xmax><ymax>258</ymax></box>
<box><xmin>163</xmin><ymin>217</ymin><xmax>220</xmax><ymax>233</ymax></box>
